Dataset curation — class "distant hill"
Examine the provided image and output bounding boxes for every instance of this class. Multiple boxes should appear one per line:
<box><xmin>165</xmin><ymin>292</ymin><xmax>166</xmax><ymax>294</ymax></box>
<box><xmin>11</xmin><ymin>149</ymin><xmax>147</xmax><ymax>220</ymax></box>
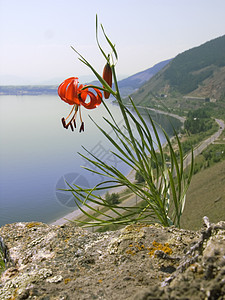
<box><xmin>130</xmin><ymin>35</ymin><xmax>225</xmax><ymax>105</ymax></box>
<box><xmin>117</xmin><ymin>59</ymin><xmax>171</xmax><ymax>96</ymax></box>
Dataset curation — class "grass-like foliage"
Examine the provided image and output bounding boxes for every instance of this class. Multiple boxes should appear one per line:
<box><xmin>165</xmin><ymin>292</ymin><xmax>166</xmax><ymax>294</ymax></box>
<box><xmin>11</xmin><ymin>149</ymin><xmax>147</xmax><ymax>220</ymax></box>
<box><xmin>66</xmin><ymin>16</ymin><xmax>194</xmax><ymax>228</ymax></box>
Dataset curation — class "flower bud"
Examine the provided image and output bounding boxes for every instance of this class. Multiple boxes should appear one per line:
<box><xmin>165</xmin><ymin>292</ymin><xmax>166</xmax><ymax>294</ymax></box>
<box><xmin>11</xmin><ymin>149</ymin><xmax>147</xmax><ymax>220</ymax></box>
<box><xmin>102</xmin><ymin>63</ymin><xmax>112</xmax><ymax>99</ymax></box>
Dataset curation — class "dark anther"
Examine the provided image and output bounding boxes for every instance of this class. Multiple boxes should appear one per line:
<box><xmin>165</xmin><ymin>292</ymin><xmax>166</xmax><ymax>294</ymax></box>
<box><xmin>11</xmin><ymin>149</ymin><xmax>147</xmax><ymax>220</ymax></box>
<box><xmin>73</xmin><ymin>119</ymin><xmax>76</xmax><ymax>128</ymax></box>
<box><xmin>79</xmin><ymin>122</ymin><xmax>84</xmax><ymax>132</ymax></box>
<box><xmin>61</xmin><ymin>118</ymin><xmax>66</xmax><ymax>128</ymax></box>
<box><xmin>61</xmin><ymin>117</ymin><xmax>70</xmax><ymax>129</ymax></box>
<box><xmin>70</xmin><ymin>122</ymin><xmax>74</xmax><ymax>131</ymax></box>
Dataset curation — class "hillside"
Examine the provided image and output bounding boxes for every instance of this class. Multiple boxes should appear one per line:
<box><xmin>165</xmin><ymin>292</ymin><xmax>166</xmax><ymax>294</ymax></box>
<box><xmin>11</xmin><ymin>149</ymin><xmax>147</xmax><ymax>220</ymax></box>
<box><xmin>181</xmin><ymin>160</ymin><xmax>225</xmax><ymax>230</ymax></box>
<box><xmin>130</xmin><ymin>35</ymin><xmax>225</xmax><ymax>108</ymax></box>
<box><xmin>117</xmin><ymin>59</ymin><xmax>171</xmax><ymax>96</ymax></box>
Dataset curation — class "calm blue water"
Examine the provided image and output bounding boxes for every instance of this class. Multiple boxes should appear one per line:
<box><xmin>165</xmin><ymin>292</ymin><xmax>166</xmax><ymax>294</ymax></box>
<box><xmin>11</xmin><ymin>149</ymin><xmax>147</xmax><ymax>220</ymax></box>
<box><xmin>0</xmin><ymin>95</ymin><xmax>180</xmax><ymax>227</ymax></box>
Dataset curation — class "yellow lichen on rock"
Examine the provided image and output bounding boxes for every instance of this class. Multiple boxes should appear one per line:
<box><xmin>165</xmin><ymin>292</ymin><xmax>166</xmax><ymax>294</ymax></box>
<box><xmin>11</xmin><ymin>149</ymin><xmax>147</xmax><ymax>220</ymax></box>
<box><xmin>25</xmin><ymin>222</ymin><xmax>42</xmax><ymax>229</ymax></box>
<box><xmin>147</xmin><ymin>240</ymin><xmax>173</xmax><ymax>256</ymax></box>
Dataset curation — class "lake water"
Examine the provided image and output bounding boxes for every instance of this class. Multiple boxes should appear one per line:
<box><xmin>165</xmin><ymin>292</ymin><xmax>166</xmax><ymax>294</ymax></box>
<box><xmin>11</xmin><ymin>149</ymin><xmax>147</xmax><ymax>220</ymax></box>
<box><xmin>0</xmin><ymin>95</ymin><xmax>181</xmax><ymax>227</ymax></box>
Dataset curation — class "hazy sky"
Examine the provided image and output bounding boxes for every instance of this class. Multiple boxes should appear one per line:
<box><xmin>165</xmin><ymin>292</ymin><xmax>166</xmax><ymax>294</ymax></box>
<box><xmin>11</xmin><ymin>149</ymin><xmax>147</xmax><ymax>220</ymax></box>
<box><xmin>0</xmin><ymin>0</ymin><xmax>225</xmax><ymax>85</ymax></box>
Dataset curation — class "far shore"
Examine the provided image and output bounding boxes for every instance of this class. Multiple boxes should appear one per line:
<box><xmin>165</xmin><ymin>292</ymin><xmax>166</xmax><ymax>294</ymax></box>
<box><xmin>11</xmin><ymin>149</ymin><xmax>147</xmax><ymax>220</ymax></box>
<box><xmin>49</xmin><ymin>107</ymin><xmax>185</xmax><ymax>226</ymax></box>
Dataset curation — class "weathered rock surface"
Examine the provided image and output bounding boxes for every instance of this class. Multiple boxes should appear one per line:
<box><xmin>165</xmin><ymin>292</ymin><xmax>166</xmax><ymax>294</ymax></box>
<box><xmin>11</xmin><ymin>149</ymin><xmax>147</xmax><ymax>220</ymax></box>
<box><xmin>0</xmin><ymin>218</ymin><xmax>224</xmax><ymax>300</ymax></box>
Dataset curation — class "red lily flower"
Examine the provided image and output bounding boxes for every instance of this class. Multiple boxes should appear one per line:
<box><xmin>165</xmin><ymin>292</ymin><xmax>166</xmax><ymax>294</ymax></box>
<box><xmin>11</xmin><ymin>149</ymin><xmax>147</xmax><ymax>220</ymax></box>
<box><xmin>58</xmin><ymin>77</ymin><xmax>102</xmax><ymax>132</ymax></box>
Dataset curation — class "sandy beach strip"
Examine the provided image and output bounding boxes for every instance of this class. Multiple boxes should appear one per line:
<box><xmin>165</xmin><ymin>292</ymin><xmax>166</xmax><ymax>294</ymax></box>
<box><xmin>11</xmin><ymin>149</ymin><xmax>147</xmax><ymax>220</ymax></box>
<box><xmin>50</xmin><ymin>206</ymin><xmax>88</xmax><ymax>226</ymax></box>
<box><xmin>49</xmin><ymin>168</ymin><xmax>137</xmax><ymax>226</ymax></box>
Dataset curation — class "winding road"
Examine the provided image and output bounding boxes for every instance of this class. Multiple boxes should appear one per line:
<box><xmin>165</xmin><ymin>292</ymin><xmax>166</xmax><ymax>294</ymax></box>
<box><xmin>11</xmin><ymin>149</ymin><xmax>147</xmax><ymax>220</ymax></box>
<box><xmin>184</xmin><ymin>118</ymin><xmax>224</xmax><ymax>169</ymax></box>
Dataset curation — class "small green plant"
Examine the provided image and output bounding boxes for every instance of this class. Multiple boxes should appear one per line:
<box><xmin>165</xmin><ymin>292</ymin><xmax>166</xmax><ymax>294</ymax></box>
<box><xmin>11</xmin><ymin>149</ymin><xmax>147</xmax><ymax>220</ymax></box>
<box><xmin>135</xmin><ymin>171</ymin><xmax>145</xmax><ymax>183</ymax></box>
<box><xmin>0</xmin><ymin>244</ymin><xmax>6</xmax><ymax>275</ymax></box>
<box><xmin>184</xmin><ymin>108</ymin><xmax>214</xmax><ymax>134</ymax></box>
<box><xmin>62</xmin><ymin>16</ymin><xmax>194</xmax><ymax>228</ymax></box>
<box><xmin>105</xmin><ymin>192</ymin><xmax>120</xmax><ymax>205</ymax></box>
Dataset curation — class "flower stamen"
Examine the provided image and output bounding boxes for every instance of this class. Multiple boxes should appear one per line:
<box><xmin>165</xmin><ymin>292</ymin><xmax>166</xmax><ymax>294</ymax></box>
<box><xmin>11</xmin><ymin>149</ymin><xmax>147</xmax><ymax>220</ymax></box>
<box><xmin>78</xmin><ymin>106</ymin><xmax>84</xmax><ymax>132</ymax></box>
<box><xmin>61</xmin><ymin>105</ymin><xmax>79</xmax><ymax>130</ymax></box>
<box><xmin>65</xmin><ymin>105</ymin><xmax>75</xmax><ymax>121</ymax></box>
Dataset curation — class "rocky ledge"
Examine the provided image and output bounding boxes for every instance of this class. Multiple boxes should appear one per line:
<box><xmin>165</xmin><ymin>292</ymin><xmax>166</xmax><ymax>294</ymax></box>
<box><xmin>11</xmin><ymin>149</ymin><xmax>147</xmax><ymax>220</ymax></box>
<box><xmin>0</xmin><ymin>217</ymin><xmax>225</xmax><ymax>300</ymax></box>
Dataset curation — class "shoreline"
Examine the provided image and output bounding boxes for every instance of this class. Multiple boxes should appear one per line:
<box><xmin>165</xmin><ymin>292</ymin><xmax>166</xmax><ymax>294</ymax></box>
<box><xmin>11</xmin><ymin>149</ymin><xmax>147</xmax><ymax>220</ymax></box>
<box><xmin>49</xmin><ymin>168</ymin><xmax>137</xmax><ymax>226</ymax></box>
<box><xmin>49</xmin><ymin>107</ymin><xmax>184</xmax><ymax>226</ymax></box>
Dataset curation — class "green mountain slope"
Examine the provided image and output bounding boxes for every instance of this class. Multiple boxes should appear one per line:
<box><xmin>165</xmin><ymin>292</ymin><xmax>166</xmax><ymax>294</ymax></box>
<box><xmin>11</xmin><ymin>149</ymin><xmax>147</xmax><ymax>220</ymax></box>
<box><xmin>164</xmin><ymin>35</ymin><xmax>225</xmax><ymax>94</ymax></box>
<box><xmin>130</xmin><ymin>35</ymin><xmax>225</xmax><ymax>106</ymax></box>
<box><xmin>117</xmin><ymin>59</ymin><xmax>171</xmax><ymax>96</ymax></box>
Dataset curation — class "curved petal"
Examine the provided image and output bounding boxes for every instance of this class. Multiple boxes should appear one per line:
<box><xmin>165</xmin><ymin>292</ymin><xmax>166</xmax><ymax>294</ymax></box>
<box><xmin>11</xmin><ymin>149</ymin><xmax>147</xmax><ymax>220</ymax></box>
<box><xmin>65</xmin><ymin>80</ymin><xmax>79</xmax><ymax>105</ymax></box>
<box><xmin>80</xmin><ymin>88</ymin><xmax>102</xmax><ymax>109</ymax></box>
<box><xmin>58</xmin><ymin>77</ymin><xmax>80</xmax><ymax>105</ymax></box>
<box><xmin>58</xmin><ymin>77</ymin><xmax>74</xmax><ymax>104</ymax></box>
<box><xmin>93</xmin><ymin>88</ymin><xmax>102</xmax><ymax>106</ymax></box>
<box><xmin>78</xmin><ymin>85</ymin><xmax>88</xmax><ymax>102</ymax></box>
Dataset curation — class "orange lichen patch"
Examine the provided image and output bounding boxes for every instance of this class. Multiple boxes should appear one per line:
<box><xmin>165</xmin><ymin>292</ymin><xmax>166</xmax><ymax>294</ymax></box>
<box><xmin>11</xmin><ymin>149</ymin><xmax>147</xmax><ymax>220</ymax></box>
<box><xmin>158</xmin><ymin>274</ymin><xmax>163</xmax><ymax>281</ymax></box>
<box><xmin>64</xmin><ymin>238</ymin><xmax>70</xmax><ymax>243</ymax></box>
<box><xmin>11</xmin><ymin>288</ymin><xmax>18</xmax><ymax>300</ymax></box>
<box><xmin>124</xmin><ymin>223</ymin><xmax>151</xmax><ymax>232</ymax></box>
<box><xmin>126</xmin><ymin>249</ymin><xmax>136</xmax><ymax>256</ymax></box>
<box><xmin>25</xmin><ymin>222</ymin><xmax>42</xmax><ymax>228</ymax></box>
<box><xmin>147</xmin><ymin>241</ymin><xmax>173</xmax><ymax>256</ymax></box>
<box><xmin>126</xmin><ymin>242</ymin><xmax>145</xmax><ymax>255</ymax></box>
<box><xmin>98</xmin><ymin>279</ymin><xmax>103</xmax><ymax>283</ymax></box>
<box><xmin>135</xmin><ymin>244</ymin><xmax>145</xmax><ymax>251</ymax></box>
<box><xmin>64</xmin><ymin>278</ymin><xmax>71</xmax><ymax>284</ymax></box>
